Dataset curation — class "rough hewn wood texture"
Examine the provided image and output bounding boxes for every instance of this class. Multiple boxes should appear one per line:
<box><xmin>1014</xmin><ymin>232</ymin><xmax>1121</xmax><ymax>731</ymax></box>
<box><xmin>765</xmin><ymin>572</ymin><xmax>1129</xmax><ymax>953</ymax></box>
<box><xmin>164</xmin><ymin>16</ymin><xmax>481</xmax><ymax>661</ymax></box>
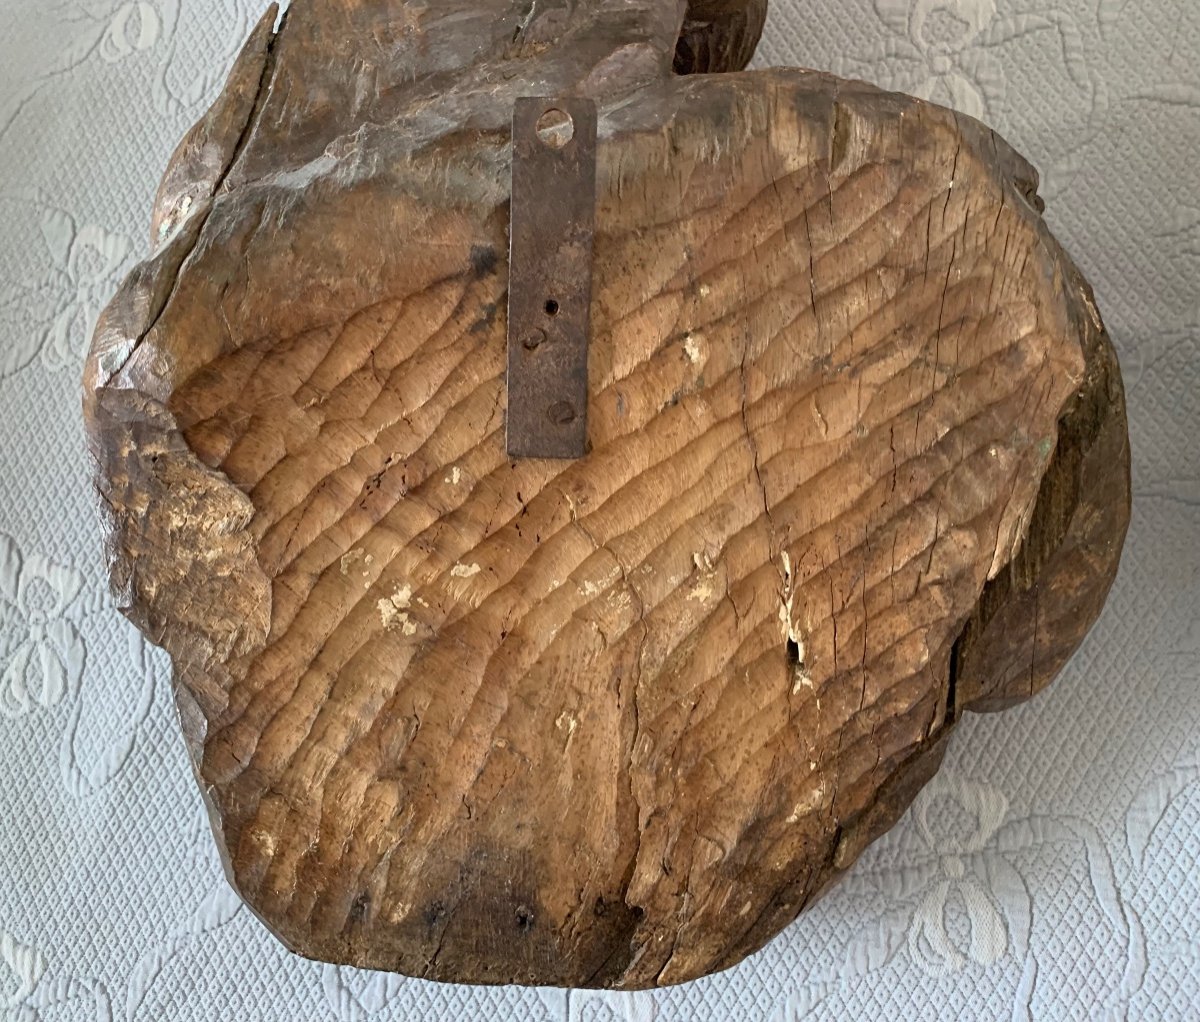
<box><xmin>82</xmin><ymin>0</ymin><xmax>1130</xmax><ymax>989</ymax></box>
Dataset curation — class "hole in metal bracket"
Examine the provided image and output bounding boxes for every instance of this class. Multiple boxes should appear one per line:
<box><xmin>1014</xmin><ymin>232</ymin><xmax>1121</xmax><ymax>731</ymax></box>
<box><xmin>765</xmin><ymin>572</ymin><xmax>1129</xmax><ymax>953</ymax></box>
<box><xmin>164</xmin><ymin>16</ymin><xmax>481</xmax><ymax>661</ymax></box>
<box><xmin>535</xmin><ymin>108</ymin><xmax>574</xmax><ymax>148</ymax></box>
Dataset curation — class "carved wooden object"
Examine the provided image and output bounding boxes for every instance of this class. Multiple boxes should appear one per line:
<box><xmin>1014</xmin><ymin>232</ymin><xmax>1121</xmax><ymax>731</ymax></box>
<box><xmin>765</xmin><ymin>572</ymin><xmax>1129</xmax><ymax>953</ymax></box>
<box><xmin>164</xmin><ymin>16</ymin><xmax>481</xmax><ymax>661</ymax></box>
<box><xmin>82</xmin><ymin>0</ymin><xmax>1130</xmax><ymax>989</ymax></box>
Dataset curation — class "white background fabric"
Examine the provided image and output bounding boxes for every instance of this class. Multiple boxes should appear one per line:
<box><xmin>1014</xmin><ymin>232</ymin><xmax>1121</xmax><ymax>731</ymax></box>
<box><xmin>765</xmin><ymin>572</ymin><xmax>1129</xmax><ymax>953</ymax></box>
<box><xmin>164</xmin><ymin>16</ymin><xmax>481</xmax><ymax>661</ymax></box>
<box><xmin>0</xmin><ymin>1</ymin><xmax>1196</xmax><ymax>1019</ymax></box>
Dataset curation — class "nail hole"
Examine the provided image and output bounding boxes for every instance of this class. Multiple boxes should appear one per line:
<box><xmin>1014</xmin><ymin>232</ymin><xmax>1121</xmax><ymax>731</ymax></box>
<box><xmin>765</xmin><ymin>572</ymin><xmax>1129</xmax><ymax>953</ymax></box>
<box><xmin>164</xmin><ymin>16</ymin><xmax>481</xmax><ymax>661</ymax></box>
<box><xmin>544</xmin><ymin>298</ymin><xmax>560</xmax><ymax>317</ymax></box>
<box><xmin>535</xmin><ymin>108</ymin><xmax>574</xmax><ymax>149</ymax></box>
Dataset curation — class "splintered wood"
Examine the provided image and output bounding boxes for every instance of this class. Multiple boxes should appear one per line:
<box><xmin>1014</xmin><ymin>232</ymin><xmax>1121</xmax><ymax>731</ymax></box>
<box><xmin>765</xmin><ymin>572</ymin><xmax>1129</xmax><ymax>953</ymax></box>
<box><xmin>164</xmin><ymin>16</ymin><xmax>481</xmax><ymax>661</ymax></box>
<box><xmin>82</xmin><ymin>0</ymin><xmax>1129</xmax><ymax>989</ymax></box>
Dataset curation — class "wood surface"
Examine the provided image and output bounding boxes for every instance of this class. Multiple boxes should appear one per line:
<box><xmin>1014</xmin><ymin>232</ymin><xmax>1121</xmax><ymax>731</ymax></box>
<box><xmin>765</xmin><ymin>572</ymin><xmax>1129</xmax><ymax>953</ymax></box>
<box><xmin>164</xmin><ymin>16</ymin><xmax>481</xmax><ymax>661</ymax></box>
<box><xmin>82</xmin><ymin>0</ymin><xmax>1130</xmax><ymax>989</ymax></box>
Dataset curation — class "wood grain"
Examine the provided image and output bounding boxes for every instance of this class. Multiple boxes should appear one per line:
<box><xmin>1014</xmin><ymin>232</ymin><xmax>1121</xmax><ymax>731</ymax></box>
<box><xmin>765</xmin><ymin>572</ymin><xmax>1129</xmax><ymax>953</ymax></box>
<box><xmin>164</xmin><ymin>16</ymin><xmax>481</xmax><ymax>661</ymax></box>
<box><xmin>82</xmin><ymin>0</ymin><xmax>1129</xmax><ymax>989</ymax></box>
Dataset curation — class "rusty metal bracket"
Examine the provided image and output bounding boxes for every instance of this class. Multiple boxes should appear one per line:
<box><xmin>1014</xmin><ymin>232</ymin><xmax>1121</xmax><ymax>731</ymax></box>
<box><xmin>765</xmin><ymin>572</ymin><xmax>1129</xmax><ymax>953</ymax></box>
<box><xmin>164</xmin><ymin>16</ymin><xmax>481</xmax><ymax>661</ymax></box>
<box><xmin>506</xmin><ymin>97</ymin><xmax>597</xmax><ymax>459</ymax></box>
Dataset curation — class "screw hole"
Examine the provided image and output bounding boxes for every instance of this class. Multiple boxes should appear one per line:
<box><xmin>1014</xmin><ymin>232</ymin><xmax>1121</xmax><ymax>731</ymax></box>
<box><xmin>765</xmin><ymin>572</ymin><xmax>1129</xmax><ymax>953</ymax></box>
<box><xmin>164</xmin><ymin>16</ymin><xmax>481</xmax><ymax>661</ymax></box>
<box><xmin>535</xmin><ymin>108</ymin><xmax>574</xmax><ymax>149</ymax></box>
<box><xmin>544</xmin><ymin>298</ymin><xmax>560</xmax><ymax>317</ymax></box>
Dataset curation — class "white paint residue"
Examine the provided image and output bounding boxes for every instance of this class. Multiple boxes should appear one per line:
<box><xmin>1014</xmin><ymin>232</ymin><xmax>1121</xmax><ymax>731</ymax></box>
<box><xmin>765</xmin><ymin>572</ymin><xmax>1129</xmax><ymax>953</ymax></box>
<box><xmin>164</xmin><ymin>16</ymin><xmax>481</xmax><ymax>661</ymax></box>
<box><xmin>608</xmin><ymin>587</ymin><xmax>633</xmax><ymax>612</ymax></box>
<box><xmin>451</xmin><ymin>562</ymin><xmax>481</xmax><ymax>578</ymax></box>
<box><xmin>445</xmin><ymin>466</ymin><xmax>462</xmax><ymax>485</ymax></box>
<box><xmin>792</xmin><ymin>670</ymin><xmax>815</xmax><ymax>696</ymax></box>
<box><xmin>786</xmin><ymin>779</ymin><xmax>828</xmax><ymax>823</ymax></box>
<box><xmin>580</xmin><ymin>565</ymin><xmax>621</xmax><ymax>598</ymax></box>
<box><xmin>779</xmin><ymin>552</ymin><xmax>800</xmax><ymax>644</ymax></box>
<box><xmin>378</xmin><ymin>583</ymin><xmax>416</xmax><ymax>633</ymax></box>
<box><xmin>683</xmin><ymin>333</ymin><xmax>703</xmax><ymax>364</ymax></box>
<box><xmin>340</xmin><ymin>548</ymin><xmax>374</xmax><ymax>580</ymax></box>
<box><xmin>156</xmin><ymin>195</ymin><xmax>195</xmax><ymax>243</ymax></box>
<box><xmin>555</xmin><ymin>711</ymin><xmax>578</xmax><ymax>736</ymax></box>
<box><xmin>688</xmin><ymin>550</ymin><xmax>717</xmax><ymax>601</ymax></box>
<box><xmin>377</xmin><ymin>598</ymin><xmax>398</xmax><ymax>628</ymax></box>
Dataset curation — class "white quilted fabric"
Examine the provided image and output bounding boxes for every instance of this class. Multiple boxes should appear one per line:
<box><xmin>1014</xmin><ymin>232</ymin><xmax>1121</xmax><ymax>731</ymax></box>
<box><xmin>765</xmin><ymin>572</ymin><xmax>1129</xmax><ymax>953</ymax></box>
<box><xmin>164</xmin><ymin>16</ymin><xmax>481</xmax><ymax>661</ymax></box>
<box><xmin>1</xmin><ymin>1</ymin><xmax>1197</xmax><ymax>1019</ymax></box>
